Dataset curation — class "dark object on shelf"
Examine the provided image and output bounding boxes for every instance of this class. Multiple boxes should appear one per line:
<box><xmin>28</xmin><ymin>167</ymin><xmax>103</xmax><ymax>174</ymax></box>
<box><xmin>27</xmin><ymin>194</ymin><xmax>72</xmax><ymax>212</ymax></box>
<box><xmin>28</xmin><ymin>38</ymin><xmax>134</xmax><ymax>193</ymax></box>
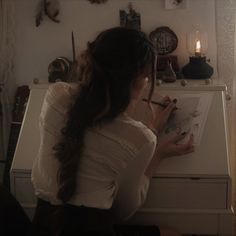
<box><xmin>35</xmin><ymin>0</ymin><xmax>60</xmax><ymax>27</ymax></box>
<box><xmin>182</xmin><ymin>56</ymin><xmax>213</xmax><ymax>79</ymax></box>
<box><xmin>88</xmin><ymin>0</ymin><xmax>108</xmax><ymax>3</ymax></box>
<box><xmin>120</xmin><ymin>3</ymin><xmax>141</xmax><ymax>30</ymax></box>
<box><xmin>162</xmin><ymin>61</ymin><xmax>176</xmax><ymax>83</ymax></box>
<box><xmin>156</xmin><ymin>55</ymin><xmax>180</xmax><ymax>80</ymax></box>
<box><xmin>48</xmin><ymin>57</ymin><xmax>72</xmax><ymax>83</ymax></box>
<box><xmin>3</xmin><ymin>86</ymin><xmax>30</xmax><ymax>190</ymax></box>
<box><xmin>12</xmin><ymin>86</ymin><xmax>30</xmax><ymax>123</ymax></box>
<box><xmin>157</xmin><ymin>55</ymin><xmax>179</xmax><ymax>72</ymax></box>
<box><xmin>0</xmin><ymin>185</ymin><xmax>32</xmax><ymax>235</ymax></box>
<box><xmin>3</xmin><ymin>123</ymin><xmax>22</xmax><ymax>190</ymax></box>
<box><xmin>149</xmin><ymin>26</ymin><xmax>178</xmax><ymax>55</ymax></box>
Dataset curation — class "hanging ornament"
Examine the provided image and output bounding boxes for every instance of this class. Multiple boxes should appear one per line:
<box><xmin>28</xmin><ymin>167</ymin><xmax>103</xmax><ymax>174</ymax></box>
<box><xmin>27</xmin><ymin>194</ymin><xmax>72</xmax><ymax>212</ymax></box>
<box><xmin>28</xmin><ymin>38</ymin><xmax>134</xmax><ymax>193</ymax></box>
<box><xmin>35</xmin><ymin>0</ymin><xmax>60</xmax><ymax>27</ymax></box>
<box><xmin>120</xmin><ymin>3</ymin><xmax>141</xmax><ymax>31</ymax></box>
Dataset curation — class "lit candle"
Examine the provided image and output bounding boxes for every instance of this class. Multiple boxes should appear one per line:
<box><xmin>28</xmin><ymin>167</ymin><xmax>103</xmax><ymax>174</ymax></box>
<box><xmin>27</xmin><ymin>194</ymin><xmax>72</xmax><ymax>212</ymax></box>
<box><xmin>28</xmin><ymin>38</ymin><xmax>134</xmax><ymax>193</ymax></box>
<box><xmin>195</xmin><ymin>40</ymin><xmax>201</xmax><ymax>57</ymax></box>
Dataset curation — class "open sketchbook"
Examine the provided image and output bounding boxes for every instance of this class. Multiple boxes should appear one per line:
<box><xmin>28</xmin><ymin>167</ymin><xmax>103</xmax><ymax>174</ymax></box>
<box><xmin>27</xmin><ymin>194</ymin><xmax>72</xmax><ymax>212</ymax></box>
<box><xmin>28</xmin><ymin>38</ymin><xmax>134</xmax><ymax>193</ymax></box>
<box><xmin>133</xmin><ymin>93</ymin><xmax>213</xmax><ymax>146</ymax></box>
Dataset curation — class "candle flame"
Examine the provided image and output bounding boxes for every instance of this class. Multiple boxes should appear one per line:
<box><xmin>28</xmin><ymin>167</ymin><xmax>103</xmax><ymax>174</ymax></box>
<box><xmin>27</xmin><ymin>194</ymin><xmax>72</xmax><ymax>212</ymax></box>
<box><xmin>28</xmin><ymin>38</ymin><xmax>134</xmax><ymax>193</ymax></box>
<box><xmin>195</xmin><ymin>40</ymin><xmax>201</xmax><ymax>53</ymax></box>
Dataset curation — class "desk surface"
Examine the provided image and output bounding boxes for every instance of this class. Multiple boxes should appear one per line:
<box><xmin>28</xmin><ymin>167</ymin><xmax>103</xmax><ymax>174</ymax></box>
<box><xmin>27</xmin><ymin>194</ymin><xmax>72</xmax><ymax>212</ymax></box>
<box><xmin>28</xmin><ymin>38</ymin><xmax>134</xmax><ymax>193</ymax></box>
<box><xmin>11</xmin><ymin>80</ymin><xmax>231</xmax><ymax>179</ymax></box>
<box><xmin>152</xmin><ymin>90</ymin><xmax>230</xmax><ymax>178</ymax></box>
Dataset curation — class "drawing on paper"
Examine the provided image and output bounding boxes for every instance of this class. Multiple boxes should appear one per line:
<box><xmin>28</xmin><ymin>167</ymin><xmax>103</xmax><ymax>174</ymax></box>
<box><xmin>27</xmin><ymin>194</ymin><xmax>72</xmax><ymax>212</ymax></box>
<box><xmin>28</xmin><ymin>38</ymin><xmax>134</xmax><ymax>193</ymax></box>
<box><xmin>163</xmin><ymin>93</ymin><xmax>212</xmax><ymax>145</ymax></box>
<box><xmin>164</xmin><ymin>96</ymin><xmax>201</xmax><ymax>134</ymax></box>
<box><xmin>132</xmin><ymin>93</ymin><xmax>213</xmax><ymax>146</ymax></box>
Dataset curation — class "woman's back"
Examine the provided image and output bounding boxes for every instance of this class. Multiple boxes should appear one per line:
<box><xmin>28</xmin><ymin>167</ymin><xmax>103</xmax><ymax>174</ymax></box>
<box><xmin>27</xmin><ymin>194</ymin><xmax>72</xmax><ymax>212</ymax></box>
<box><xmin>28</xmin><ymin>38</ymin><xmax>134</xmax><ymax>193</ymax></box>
<box><xmin>32</xmin><ymin>82</ymin><xmax>156</xmax><ymax>217</ymax></box>
<box><xmin>31</xmin><ymin>27</ymin><xmax>193</xmax><ymax>236</ymax></box>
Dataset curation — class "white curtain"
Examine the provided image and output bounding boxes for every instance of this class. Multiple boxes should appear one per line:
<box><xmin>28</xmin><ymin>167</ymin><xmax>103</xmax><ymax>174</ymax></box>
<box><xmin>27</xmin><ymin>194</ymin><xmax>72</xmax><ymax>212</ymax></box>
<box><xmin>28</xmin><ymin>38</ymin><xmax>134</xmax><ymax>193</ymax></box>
<box><xmin>215</xmin><ymin>0</ymin><xmax>236</xmax><ymax>204</ymax></box>
<box><xmin>0</xmin><ymin>0</ymin><xmax>15</xmax><ymax>160</ymax></box>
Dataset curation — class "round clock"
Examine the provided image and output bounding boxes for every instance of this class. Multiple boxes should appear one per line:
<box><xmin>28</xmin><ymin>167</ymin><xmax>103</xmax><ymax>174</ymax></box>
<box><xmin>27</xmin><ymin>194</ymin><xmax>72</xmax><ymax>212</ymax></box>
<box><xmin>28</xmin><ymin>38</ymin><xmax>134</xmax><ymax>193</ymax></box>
<box><xmin>149</xmin><ymin>26</ymin><xmax>178</xmax><ymax>55</ymax></box>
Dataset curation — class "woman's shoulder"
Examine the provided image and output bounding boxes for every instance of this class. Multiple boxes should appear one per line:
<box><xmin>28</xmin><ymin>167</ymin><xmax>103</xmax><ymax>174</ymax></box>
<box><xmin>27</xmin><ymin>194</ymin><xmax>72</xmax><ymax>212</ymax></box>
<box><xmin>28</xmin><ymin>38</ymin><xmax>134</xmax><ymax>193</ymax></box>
<box><xmin>103</xmin><ymin>114</ymin><xmax>156</xmax><ymax>152</ymax></box>
<box><xmin>45</xmin><ymin>82</ymin><xmax>78</xmax><ymax>110</ymax></box>
<box><xmin>124</xmin><ymin>117</ymin><xmax>156</xmax><ymax>147</ymax></box>
<box><xmin>47</xmin><ymin>82</ymin><xmax>78</xmax><ymax>98</ymax></box>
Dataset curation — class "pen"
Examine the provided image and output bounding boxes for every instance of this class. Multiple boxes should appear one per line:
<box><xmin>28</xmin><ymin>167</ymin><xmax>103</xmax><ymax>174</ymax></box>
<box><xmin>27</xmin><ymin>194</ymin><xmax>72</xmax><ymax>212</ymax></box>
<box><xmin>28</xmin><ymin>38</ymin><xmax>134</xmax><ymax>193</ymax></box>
<box><xmin>142</xmin><ymin>98</ymin><xmax>178</xmax><ymax>109</ymax></box>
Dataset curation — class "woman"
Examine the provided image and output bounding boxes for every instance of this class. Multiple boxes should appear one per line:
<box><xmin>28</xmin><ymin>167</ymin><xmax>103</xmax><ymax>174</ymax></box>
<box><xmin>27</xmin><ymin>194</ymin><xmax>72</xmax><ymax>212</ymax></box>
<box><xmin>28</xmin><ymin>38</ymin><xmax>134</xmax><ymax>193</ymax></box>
<box><xmin>32</xmin><ymin>27</ymin><xmax>194</xmax><ymax>236</ymax></box>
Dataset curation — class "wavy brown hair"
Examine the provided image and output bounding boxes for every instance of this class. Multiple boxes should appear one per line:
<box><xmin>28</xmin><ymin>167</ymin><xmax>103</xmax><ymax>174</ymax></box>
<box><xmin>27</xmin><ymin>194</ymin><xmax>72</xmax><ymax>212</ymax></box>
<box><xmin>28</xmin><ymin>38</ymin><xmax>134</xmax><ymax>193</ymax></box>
<box><xmin>53</xmin><ymin>27</ymin><xmax>156</xmax><ymax>203</ymax></box>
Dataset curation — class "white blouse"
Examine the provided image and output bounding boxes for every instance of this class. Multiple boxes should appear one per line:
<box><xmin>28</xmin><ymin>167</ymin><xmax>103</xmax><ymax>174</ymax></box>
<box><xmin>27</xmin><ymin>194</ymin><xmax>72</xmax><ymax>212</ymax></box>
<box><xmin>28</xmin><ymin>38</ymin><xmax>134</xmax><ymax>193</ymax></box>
<box><xmin>31</xmin><ymin>82</ymin><xmax>156</xmax><ymax>220</ymax></box>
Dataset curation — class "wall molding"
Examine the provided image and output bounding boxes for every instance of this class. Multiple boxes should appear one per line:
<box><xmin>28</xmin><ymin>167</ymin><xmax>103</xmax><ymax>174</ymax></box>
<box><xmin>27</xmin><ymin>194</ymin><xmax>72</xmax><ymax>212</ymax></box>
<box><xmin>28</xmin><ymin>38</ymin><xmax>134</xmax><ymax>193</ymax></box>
<box><xmin>216</xmin><ymin>0</ymin><xmax>236</xmax><ymax>205</ymax></box>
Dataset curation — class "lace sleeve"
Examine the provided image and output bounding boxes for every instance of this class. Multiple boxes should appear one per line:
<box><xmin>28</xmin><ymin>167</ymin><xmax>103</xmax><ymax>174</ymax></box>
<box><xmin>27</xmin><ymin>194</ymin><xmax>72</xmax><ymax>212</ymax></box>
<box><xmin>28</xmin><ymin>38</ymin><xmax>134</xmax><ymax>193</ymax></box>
<box><xmin>112</xmin><ymin>140</ymin><xmax>156</xmax><ymax>220</ymax></box>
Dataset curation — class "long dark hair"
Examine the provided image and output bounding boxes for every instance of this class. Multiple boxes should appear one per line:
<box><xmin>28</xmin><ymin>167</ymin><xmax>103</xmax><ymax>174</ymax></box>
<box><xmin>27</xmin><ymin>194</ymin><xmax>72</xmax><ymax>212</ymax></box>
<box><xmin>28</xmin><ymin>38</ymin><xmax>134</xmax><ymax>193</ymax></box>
<box><xmin>54</xmin><ymin>27</ymin><xmax>156</xmax><ymax>203</ymax></box>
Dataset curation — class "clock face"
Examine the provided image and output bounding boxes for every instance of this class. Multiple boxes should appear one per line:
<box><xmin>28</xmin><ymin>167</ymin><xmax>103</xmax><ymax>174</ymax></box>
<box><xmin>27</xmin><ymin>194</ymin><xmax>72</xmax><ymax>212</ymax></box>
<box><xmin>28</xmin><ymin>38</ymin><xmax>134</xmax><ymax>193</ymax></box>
<box><xmin>149</xmin><ymin>27</ymin><xmax>178</xmax><ymax>55</ymax></box>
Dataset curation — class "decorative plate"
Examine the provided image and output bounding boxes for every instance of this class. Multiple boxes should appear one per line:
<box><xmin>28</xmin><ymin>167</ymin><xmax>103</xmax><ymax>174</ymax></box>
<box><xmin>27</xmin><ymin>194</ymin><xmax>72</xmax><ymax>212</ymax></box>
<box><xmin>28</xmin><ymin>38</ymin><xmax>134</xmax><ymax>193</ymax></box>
<box><xmin>149</xmin><ymin>26</ymin><xmax>178</xmax><ymax>55</ymax></box>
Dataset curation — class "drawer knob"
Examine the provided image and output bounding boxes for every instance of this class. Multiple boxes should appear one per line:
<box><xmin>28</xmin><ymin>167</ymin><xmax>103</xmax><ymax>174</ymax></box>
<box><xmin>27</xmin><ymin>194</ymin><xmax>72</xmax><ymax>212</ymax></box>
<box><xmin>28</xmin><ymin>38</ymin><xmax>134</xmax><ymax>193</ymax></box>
<box><xmin>180</xmin><ymin>79</ymin><xmax>187</xmax><ymax>86</ymax></box>
<box><xmin>205</xmin><ymin>78</ymin><xmax>212</xmax><ymax>85</ymax></box>
<box><xmin>156</xmin><ymin>79</ymin><xmax>162</xmax><ymax>86</ymax></box>
<box><xmin>225</xmin><ymin>92</ymin><xmax>231</xmax><ymax>101</ymax></box>
<box><xmin>33</xmin><ymin>78</ymin><xmax>39</xmax><ymax>84</ymax></box>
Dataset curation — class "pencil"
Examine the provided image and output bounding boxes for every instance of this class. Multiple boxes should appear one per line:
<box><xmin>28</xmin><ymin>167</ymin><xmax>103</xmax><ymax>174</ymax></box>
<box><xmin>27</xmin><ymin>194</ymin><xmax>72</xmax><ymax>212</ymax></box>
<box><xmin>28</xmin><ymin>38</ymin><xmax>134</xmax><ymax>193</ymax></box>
<box><xmin>142</xmin><ymin>98</ymin><xmax>178</xmax><ymax>109</ymax></box>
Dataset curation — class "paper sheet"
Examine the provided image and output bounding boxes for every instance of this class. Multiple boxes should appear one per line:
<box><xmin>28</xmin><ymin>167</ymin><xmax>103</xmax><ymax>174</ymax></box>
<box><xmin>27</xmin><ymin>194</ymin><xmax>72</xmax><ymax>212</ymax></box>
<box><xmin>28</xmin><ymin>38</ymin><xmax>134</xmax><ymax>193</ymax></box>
<box><xmin>132</xmin><ymin>93</ymin><xmax>213</xmax><ymax>146</ymax></box>
<box><xmin>161</xmin><ymin>93</ymin><xmax>213</xmax><ymax>145</ymax></box>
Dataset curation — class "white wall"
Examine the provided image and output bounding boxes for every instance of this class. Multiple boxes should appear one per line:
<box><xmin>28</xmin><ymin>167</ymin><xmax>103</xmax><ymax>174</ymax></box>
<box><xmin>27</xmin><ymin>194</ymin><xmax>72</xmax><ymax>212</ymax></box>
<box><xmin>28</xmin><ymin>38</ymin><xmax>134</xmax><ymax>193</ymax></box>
<box><xmin>14</xmin><ymin>0</ymin><xmax>217</xmax><ymax>85</ymax></box>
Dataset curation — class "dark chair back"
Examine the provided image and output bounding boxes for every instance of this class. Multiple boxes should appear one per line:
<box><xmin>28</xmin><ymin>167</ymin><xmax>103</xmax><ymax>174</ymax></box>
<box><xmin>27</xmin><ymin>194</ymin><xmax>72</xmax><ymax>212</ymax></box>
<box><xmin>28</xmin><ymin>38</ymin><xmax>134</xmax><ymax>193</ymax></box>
<box><xmin>0</xmin><ymin>185</ymin><xmax>32</xmax><ymax>236</ymax></box>
<box><xmin>32</xmin><ymin>198</ymin><xmax>63</xmax><ymax>236</ymax></box>
<box><xmin>32</xmin><ymin>198</ymin><xmax>115</xmax><ymax>236</ymax></box>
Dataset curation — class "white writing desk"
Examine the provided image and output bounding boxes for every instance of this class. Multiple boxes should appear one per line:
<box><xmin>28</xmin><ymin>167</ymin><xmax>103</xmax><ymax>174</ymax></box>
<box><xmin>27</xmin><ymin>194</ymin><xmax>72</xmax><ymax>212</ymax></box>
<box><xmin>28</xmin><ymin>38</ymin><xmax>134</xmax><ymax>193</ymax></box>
<box><xmin>10</xmin><ymin>80</ymin><xmax>234</xmax><ymax>235</ymax></box>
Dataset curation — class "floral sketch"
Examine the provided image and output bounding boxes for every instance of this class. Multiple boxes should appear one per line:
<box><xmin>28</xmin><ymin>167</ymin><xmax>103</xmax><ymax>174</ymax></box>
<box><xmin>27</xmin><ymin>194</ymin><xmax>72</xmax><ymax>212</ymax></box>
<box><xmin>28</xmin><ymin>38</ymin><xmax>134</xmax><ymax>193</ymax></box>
<box><xmin>133</xmin><ymin>93</ymin><xmax>213</xmax><ymax>146</ymax></box>
<box><xmin>161</xmin><ymin>93</ymin><xmax>212</xmax><ymax>145</ymax></box>
<box><xmin>164</xmin><ymin>96</ymin><xmax>200</xmax><ymax>134</ymax></box>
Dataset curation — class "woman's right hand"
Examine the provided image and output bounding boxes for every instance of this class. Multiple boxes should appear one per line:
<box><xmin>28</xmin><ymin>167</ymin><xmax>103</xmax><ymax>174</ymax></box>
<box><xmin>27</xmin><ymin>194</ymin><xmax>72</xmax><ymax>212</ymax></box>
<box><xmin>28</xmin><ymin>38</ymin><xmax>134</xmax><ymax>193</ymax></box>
<box><xmin>148</xmin><ymin>96</ymin><xmax>177</xmax><ymax>134</ymax></box>
<box><xmin>145</xmin><ymin>130</ymin><xmax>194</xmax><ymax>178</ymax></box>
<box><xmin>157</xmin><ymin>130</ymin><xmax>194</xmax><ymax>159</ymax></box>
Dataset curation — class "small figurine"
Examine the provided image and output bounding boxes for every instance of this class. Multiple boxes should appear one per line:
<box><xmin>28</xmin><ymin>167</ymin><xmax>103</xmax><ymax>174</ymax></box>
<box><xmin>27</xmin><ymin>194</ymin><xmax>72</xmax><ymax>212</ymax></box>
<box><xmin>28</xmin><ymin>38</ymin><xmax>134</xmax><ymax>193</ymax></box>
<box><xmin>162</xmin><ymin>60</ymin><xmax>176</xmax><ymax>82</ymax></box>
<box><xmin>35</xmin><ymin>0</ymin><xmax>60</xmax><ymax>27</ymax></box>
<box><xmin>120</xmin><ymin>3</ymin><xmax>141</xmax><ymax>30</ymax></box>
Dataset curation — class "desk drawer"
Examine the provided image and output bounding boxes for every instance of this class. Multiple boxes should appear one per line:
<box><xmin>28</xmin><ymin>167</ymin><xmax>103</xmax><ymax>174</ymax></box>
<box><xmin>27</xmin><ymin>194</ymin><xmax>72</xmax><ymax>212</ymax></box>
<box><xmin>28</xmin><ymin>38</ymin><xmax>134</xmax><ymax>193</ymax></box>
<box><xmin>143</xmin><ymin>178</ymin><xmax>228</xmax><ymax>209</ymax></box>
<box><xmin>12</xmin><ymin>175</ymin><xmax>36</xmax><ymax>205</ymax></box>
<box><xmin>129</xmin><ymin>212</ymin><xmax>219</xmax><ymax>235</ymax></box>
